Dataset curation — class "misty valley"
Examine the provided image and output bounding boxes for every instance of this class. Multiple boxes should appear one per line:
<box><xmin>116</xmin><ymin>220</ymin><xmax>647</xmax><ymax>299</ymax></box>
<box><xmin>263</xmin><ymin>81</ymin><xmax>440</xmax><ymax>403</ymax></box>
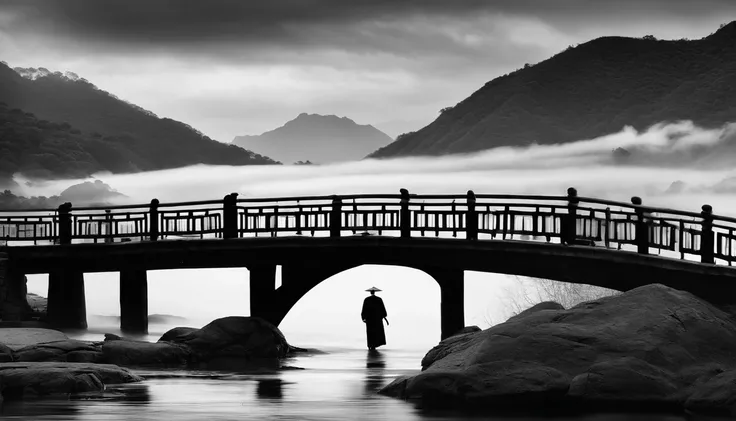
<box><xmin>2</xmin><ymin>5</ymin><xmax>736</xmax><ymax>421</ymax></box>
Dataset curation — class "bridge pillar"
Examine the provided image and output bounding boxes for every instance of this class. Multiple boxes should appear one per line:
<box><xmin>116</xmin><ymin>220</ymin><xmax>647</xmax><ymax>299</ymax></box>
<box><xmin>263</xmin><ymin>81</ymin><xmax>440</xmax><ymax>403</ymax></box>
<box><xmin>120</xmin><ymin>270</ymin><xmax>148</xmax><ymax>333</ymax></box>
<box><xmin>48</xmin><ymin>270</ymin><xmax>87</xmax><ymax>329</ymax></box>
<box><xmin>424</xmin><ymin>267</ymin><xmax>465</xmax><ymax>340</ymax></box>
<box><xmin>0</xmin><ymin>254</ymin><xmax>33</xmax><ymax>321</ymax></box>
<box><xmin>249</xmin><ymin>264</ymin><xmax>279</xmax><ymax>324</ymax></box>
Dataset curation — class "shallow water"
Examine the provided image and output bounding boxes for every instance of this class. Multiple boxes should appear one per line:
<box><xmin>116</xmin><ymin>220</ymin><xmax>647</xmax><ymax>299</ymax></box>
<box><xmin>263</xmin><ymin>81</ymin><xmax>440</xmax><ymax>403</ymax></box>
<box><xmin>0</xmin><ymin>345</ymin><xmax>697</xmax><ymax>421</ymax></box>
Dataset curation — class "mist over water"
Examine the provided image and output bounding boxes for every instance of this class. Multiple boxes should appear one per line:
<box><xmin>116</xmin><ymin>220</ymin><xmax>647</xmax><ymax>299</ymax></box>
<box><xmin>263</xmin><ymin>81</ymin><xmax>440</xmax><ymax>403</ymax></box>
<box><xmin>13</xmin><ymin>122</ymin><xmax>736</xmax><ymax>420</ymax></box>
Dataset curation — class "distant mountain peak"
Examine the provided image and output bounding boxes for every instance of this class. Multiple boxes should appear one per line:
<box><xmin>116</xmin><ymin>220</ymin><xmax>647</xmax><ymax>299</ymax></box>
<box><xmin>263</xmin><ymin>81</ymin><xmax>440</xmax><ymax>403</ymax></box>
<box><xmin>233</xmin><ymin>113</ymin><xmax>392</xmax><ymax>163</ymax></box>
<box><xmin>13</xmin><ymin>66</ymin><xmax>85</xmax><ymax>82</ymax></box>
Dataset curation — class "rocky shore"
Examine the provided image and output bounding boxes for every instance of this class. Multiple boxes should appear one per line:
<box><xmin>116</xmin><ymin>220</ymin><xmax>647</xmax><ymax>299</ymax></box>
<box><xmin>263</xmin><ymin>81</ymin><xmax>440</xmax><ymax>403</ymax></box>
<box><xmin>0</xmin><ymin>316</ymin><xmax>299</xmax><ymax>402</ymax></box>
<box><xmin>380</xmin><ymin>284</ymin><xmax>736</xmax><ymax>417</ymax></box>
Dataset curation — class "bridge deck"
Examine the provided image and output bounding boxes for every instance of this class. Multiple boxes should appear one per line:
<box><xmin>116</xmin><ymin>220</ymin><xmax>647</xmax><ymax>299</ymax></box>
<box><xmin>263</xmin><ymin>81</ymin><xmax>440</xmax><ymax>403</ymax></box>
<box><xmin>5</xmin><ymin>235</ymin><xmax>736</xmax><ymax>304</ymax></box>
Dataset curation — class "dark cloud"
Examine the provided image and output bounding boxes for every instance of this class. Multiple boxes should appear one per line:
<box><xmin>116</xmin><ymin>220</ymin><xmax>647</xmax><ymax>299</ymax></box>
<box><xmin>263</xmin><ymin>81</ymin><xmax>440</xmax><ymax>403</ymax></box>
<box><xmin>2</xmin><ymin>0</ymin><xmax>734</xmax><ymax>50</ymax></box>
<box><xmin>1</xmin><ymin>0</ymin><xmax>734</xmax><ymax>141</ymax></box>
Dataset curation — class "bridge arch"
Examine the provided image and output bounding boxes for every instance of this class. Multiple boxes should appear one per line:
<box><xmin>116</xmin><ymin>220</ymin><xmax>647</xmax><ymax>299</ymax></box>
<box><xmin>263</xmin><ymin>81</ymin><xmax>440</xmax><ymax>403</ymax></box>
<box><xmin>277</xmin><ymin>264</ymin><xmax>445</xmax><ymax>346</ymax></box>
<box><xmin>248</xmin><ymin>261</ymin><xmax>465</xmax><ymax>340</ymax></box>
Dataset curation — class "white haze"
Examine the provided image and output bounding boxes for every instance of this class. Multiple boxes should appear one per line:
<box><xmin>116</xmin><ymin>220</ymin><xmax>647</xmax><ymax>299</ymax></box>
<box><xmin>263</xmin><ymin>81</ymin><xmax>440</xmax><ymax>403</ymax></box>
<box><xmin>19</xmin><ymin>121</ymin><xmax>736</xmax><ymax>351</ymax></box>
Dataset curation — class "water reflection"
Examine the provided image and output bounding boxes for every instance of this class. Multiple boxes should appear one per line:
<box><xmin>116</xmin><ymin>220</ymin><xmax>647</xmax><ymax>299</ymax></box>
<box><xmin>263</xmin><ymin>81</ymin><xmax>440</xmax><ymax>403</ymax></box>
<box><xmin>116</xmin><ymin>383</ymin><xmax>152</xmax><ymax>403</ymax></box>
<box><xmin>256</xmin><ymin>378</ymin><xmax>284</xmax><ymax>400</ymax></box>
<box><xmin>364</xmin><ymin>349</ymin><xmax>387</xmax><ymax>396</ymax></box>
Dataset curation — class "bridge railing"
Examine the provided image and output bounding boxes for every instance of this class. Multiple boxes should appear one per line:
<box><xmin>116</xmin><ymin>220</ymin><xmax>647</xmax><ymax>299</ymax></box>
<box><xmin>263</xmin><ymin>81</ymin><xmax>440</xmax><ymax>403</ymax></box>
<box><xmin>2</xmin><ymin>188</ymin><xmax>735</xmax><ymax>267</ymax></box>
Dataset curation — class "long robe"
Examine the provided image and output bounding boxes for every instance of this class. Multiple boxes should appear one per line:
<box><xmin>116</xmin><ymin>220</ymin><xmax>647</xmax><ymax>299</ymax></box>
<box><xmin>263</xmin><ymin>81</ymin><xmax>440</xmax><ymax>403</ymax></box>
<box><xmin>361</xmin><ymin>295</ymin><xmax>387</xmax><ymax>349</ymax></box>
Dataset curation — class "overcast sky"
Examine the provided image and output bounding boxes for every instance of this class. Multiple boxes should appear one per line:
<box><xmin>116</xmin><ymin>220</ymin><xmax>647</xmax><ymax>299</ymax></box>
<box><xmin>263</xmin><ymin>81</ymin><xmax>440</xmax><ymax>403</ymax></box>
<box><xmin>1</xmin><ymin>0</ymin><xmax>734</xmax><ymax>140</ymax></box>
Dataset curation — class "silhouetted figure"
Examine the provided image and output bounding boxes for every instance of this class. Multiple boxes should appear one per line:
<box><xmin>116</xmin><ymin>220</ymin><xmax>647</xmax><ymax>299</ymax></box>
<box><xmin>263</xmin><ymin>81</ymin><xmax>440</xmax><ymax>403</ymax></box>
<box><xmin>361</xmin><ymin>287</ymin><xmax>388</xmax><ymax>350</ymax></box>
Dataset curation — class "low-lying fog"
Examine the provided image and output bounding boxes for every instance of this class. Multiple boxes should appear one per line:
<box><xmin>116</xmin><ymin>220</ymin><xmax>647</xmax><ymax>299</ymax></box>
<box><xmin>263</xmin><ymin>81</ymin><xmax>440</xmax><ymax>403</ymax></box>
<box><xmin>18</xmin><ymin>121</ymin><xmax>736</xmax><ymax>350</ymax></box>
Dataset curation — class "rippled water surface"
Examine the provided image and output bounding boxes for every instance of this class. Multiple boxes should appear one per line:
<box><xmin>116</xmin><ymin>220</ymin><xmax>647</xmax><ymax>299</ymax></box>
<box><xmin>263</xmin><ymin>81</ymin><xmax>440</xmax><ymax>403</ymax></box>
<box><xmin>1</xmin><ymin>346</ymin><xmax>694</xmax><ymax>421</ymax></box>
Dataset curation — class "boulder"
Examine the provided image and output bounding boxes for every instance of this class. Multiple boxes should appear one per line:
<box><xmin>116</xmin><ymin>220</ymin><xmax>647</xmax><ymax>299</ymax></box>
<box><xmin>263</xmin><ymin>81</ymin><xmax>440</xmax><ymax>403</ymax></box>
<box><xmin>567</xmin><ymin>357</ymin><xmax>679</xmax><ymax>407</ymax></box>
<box><xmin>393</xmin><ymin>360</ymin><xmax>570</xmax><ymax>408</ymax></box>
<box><xmin>685</xmin><ymin>370</ymin><xmax>736</xmax><ymax>416</ymax></box>
<box><xmin>450</xmin><ymin>326</ymin><xmax>482</xmax><ymax>337</ymax></box>
<box><xmin>0</xmin><ymin>342</ymin><xmax>13</xmax><ymax>363</ymax></box>
<box><xmin>158</xmin><ymin>327</ymin><xmax>198</xmax><ymax>343</ymax></box>
<box><xmin>0</xmin><ymin>362</ymin><xmax>142</xmax><ymax>399</ymax></box>
<box><xmin>14</xmin><ymin>340</ymin><xmax>102</xmax><ymax>363</ymax></box>
<box><xmin>101</xmin><ymin>340</ymin><xmax>190</xmax><ymax>367</ymax></box>
<box><xmin>26</xmin><ymin>293</ymin><xmax>47</xmax><ymax>316</ymax></box>
<box><xmin>508</xmin><ymin>301</ymin><xmax>564</xmax><ymax>322</ymax></box>
<box><xmin>0</xmin><ymin>328</ymin><xmax>67</xmax><ymax>350</ymax></box>
<box><xmin>380</xmin><ymin>284</ymin><xmax>736</xmax><ymax>413</ymax></box>
<box><xmin>159</xmin><ymin>316</ymin><xmax>290</xmax><ymax>370</ymax></box>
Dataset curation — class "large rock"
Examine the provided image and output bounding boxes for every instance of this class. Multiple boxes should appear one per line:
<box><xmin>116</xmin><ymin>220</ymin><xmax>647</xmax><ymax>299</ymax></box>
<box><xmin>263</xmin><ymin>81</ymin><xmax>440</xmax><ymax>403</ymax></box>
<box><xmin>380</xmin><ymin>284</ymin><xmax>736</xmax><ymax>413</ymax></box>
<box><xmin>14</xmin><ymin>339</ymin><xmax>103</xmax><ymax>363</ymax></box>
<box><xmin>158</xmin><ymin>327</ymin><xmax>198</xmax><ymax>343</ymax></box>
<box><xmin>0</xmin><ymin>362</ymin><xmax>142</xmax><ymax>399</ymax></box>
<box><xmin>101</xmin><ymin>340</ymin><xmax>190</xmax><ymax>367</ymax></box>
<box><xmin>685</xmin><ymin>369</ymin><xmax>736</xmax><ymax>416</ymax></box>
<box><xmin>0</xmin><ymin>328</ymin><xmax>68</xmax><ymax>350</ymax></box>
<box><xmin>159</xmin><ymin>316</ymin><xmax>290</xmax><ymax>370</ymax></box>
<box><xmin>0</xmin><ymin>342</ymin><xmax>13</xmax><ymax>362</ymax></box>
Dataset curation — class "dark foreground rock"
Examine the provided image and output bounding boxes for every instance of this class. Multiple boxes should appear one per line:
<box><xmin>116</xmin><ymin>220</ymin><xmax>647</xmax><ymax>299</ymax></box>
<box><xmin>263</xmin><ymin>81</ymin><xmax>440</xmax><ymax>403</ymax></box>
<box><xmin>380</xmin><ymin>284</ymin><xmax>736</xmax><ymax>416</ymax></box>
<box><xmin>102</xmin><ymin>340</ymin><xmax>190</xmax><ymax>367</ymax></box>
<box><xmin>0</xmin><ymin>362</ymin><xmax>142</xmax><ymax>399</ymax></box>
<box><xmin>98</xmin><ymin>316</ymin><xmax>292</xmax><ymax>370</ymax></box>
<box><xmin>159</xmin><ymin>316</ymin><xmax>290</xmax><ymax>370</ymax></box>
<box><xmin>0</xmin><ymin>317</ymin><xmax>296</xmax><ymax>373</ymax></box>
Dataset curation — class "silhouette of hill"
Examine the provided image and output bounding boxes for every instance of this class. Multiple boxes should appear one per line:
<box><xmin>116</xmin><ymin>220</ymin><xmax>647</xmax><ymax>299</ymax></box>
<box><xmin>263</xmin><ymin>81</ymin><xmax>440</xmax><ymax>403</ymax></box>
<box><xmin>232</xmin><ymin>113</ymin><xmax>392</xmax><ymax>163</ymax></box>
<box><xmin>0</xmin><ymin>62</ymin><xmax>277</xmax><ymax>183</ymax></box>
<box><xmin>370</xmin><ymin>22</ymin><xmax>736</xmax><ymax>158</ymax></box>
<box><xmin>0</xmin><ymin>101</ymin><xmax>141</xmax><ymax>182</ymax></box>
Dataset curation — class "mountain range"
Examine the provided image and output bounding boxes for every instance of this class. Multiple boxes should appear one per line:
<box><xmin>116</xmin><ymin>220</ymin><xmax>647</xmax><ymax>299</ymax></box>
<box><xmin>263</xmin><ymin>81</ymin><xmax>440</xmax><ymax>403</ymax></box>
<box><xmin>0</xmin><ymin>62</ymin><xmax>276</xmax><ymax>187</ymax></box>
<box><xmin>232</xmin><ymin>113</ymin><xmax>392</xmax><ymax>164</ymax></box>
<box><xmin>370</xmin><ymin>21</ymin><xmax>736</xmax><ymax>158</ymax></box>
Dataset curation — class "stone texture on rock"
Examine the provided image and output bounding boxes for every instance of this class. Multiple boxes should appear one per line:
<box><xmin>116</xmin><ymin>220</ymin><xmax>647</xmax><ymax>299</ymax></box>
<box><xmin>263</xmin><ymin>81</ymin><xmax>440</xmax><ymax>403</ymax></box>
<box><xmin>0</xmin><ymin>342</ymin><xmax>13</xmax><ymax>363</ymax></box>
<box><xmin>567</xmin><ymin>357</ymin><xmax>679</xmax><ymax>404</ymax></box>
<box><xmin>0</xmin><ymin>362</ymin><xmax>142</xmax><ymax>399</ymax></box>
<box><xmin>380</xmin><ymin>284</ymin><xmax>736</xmax><ymax>414</ymax></box>
<box><xmin>400</xmin><ymin>360</ymin><xmax>570</xmax><ymax>408</ymax></box>
<box><xmin>508</xmin><ymin>301</ymin><xmax>565</xmax><ymax>322</ymax></box>
<box><xmin>685</xmin><ymin>370</ymin><xmax>736</xmax><ymax>416</ymax></box>
<box><xmin>0</xmin><ymin>328</ymin><xmax>68</xmax><ymax>350</ymax></box>
<box><xmin>450</xmin><ymin>326</ymin><xmax>481</xmax><ymax>337</ymax></box>
<box><xmin>160</xmin><ymin>317</ymin><xmax>290</xmax><ymax>366</ymax></box>
<box><xmin>14</xmin><ymin>340</ymin><xmax>102</xmax><ymax>363</ymax></box>
<box><xmin>102</xmin><ymin>340</ymin><xmax>190</xmax><ymax>367</ymax></box>
<box><xmin>158</xmin><ymin>327</ymin><xmax>198</xmax><ymax>343</ymax></box>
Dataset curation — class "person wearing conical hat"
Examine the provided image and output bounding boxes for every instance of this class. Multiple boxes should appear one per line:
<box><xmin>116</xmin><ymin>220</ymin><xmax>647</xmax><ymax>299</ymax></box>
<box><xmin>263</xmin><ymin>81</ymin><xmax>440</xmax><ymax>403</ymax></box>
<box><xmin>361</xmin><ymin>287</ymin><xmax>389</xmax><ymax>350</ymax></box>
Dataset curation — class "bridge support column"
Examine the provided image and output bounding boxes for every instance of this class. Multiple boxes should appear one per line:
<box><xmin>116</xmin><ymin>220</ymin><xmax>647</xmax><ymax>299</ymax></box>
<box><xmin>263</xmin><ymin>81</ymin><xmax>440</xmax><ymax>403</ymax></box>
<box><xmin>249</xmin><ymin>264</ymin><xmax>279</xmax><ymax>325</ymax></box>
<box><xmin>425</xmin><ymin>267</ymin><xmax>465</xmax><ymax>340</ymax></box>
<box><xmin>0</xmin><ymin>253</ymin><xmax>32</xmax><ymax>321</ymax></box>
<box><xmin>48</xmin><ymin>270</ymin><xmax>87</xmax><ymax>329</ymax></box>
<box><xmin>120</xmin><ymin>270</ymin><xmax>148</xmax><ymax>334</ymax></box>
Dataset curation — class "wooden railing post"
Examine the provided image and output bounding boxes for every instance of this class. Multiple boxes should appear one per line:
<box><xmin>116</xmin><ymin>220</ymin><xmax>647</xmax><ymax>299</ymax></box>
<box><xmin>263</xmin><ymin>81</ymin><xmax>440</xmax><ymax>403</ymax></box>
<box><xmin>701</xmin><ymin>204</ymin><xmax>714</xmax><ymax>264</ymax></box>
<box><xmin>400</xmin><ymin>188</ymin><xmax>411</xmax><ymax>239</ymax></box>
<box><xmin>632</xmin><ymin>196</ymin><xmax>648</xmax><ymax>255</ymax></box>
<box><xmin>149</xmin><ymin>199</ymin><xmax>160</xmax><ymax>241</ymax></box>
<box><xmin>562</xmin><ymin>187</ymin><xmax>578</xmax><ymax>245</ymax></box>
<box><xmin>58</xmin><ymin>202</ymin><xmax>72</xmax><ymax>245</ymax></box>
<box><xmin>466</xmin><ymin>190</ymin><xmax>477</xmax><ymax>240</ymax></box>
<box><xmin>223</xmin><ymin>193</ymin><xmax>239</xmax><ymax>239</ymax></box>
<box><xmin>104</xmin><ymin>210</ymin><xmax>113</xmax><ymax>243</ymax></box>
<box><xmin>330</xmin><ymin>196</ymin><xmax>342</xmax><ymax>238</ymax></box>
